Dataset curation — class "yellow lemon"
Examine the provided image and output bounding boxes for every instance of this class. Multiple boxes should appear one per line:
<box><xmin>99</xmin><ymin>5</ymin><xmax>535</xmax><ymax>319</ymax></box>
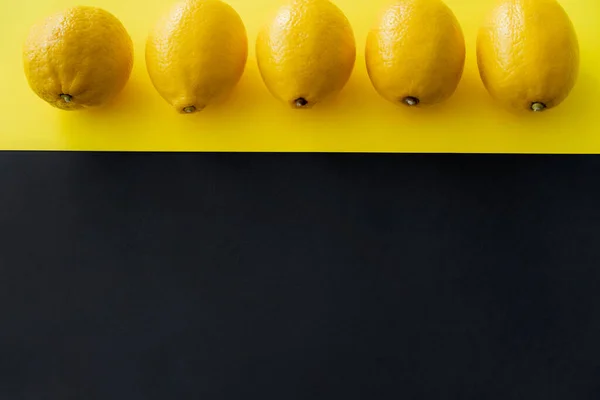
<box><xmin>146</xmin><ymin>0</ymin><xmax>248</xmax><ymax>114</ymax></box>
<box><xmin>23</xmin><ymin>7</ymin><xmax>133</xmax><ymax>111</ymax></box>
<box><xmin>365</xmin><ymin>0</ymin><xmax>465</xmax><ymax>107</ymax></box>
<box><xmin>477</xmin><ymin>0</ymin><xmax>579</xmax><ymax>112</ymax></box>
<box><xmin>256</xmin><ymin>0</ymin><xmax>356</xmax><ymax>109</ymax></box>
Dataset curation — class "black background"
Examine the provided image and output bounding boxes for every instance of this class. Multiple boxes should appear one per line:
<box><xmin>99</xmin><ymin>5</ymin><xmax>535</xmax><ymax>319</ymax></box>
<box><xmin>1</xmin><ymin>152</ymin><xmax>599</xmax><ymax>399</ymax></box>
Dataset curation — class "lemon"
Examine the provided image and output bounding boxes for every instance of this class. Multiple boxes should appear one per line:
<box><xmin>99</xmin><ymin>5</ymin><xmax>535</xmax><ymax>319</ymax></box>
<box><xmin>256</xmin><ymin>0</ymin><xmax>356</xmax><ymax>109</ymax></box>
<box><xmin>477</xmin><ymin>0</ymin><xmax>579</xmax><ymax>112</ymax></box>
<box><xmin>23</xmin><ymin>7</ymin><xmax>133</xmax><ymax>111</ymax></box>
<box><xmin>365</xmin><ymin>0</ymin><xmax>465</xmax><ymax>107</ymax></box>
<box><xmin>146</xmin><ymin>0</ymin><xmax>248</xmax><ymax>114</ymax></box>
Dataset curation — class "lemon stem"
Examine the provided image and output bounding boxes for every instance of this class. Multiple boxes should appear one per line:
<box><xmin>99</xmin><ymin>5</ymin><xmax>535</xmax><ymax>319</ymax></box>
<box><xmin>60</xmin><ymin>94</ymin><xmax>72</xmax><ymax>103</ymax></box>
<box><xmin>531</xmin><ymin>102</ymin><xmax>546</xmax><ymax>112</ymax></box>
<box><xmin>294</xmin><ymin>98</ymin><xmax>309</xmax><ymax>108</ymax></box>
<box><xmin>183</xmin><ymin>106</ymin><xmax>197</xmax><ymax>114</ymax></box>
<box><xmin>403</xmin><ymin>97</ymin><xmax>419</xmax><ymax>106</ymax></box>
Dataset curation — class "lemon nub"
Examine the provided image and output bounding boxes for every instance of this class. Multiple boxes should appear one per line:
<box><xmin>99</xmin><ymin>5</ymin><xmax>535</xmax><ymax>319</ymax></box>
<box><xmin>183</xmin><ymin>106</ymin><xmax>197</xmax><ymax>114</ymax></box>
<box><xmin>294</xmin><ymin>98</ymin><xmax>309</xmax><ymax>108</ymax></box>
<box><xmin>60</xmin><ymin>94</ymin><xmax>72</xmax><ymax>103</ymax></box>
<box><xmin>403</xmin><ymin>97</ymin><xmax>419</xmax><ymax>106</ymax></box>
<box><xmin>531</xmin><ymin>102</ymin><xmax>547</xmax><ymax>112</ymax></box>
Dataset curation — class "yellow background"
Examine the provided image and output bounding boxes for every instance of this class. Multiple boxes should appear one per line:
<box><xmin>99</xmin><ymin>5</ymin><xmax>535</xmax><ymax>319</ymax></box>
<box><xmin>0</xmin><ymin>0</ymin><xmax>598</xmax><ymax>153</ymax></box>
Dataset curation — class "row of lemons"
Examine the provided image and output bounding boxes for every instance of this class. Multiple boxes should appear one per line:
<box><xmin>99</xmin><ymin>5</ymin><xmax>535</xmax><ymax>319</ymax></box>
<box><xmin>23</xmin><ymin>0</ymin><xmax>579</xmax><ymax>114</ymax></box>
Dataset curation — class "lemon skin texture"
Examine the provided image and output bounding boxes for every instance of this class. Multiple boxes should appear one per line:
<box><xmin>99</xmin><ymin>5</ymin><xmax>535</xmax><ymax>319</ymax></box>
<box><xmin>365</xmin><ymin>0</ymin><xmax>466</xmax><ymax>108</ymax></box>
<box><xmin>23</xmin><ymin>6</ymin><xmax>134</xmax><ymax>111</ymax></box>
<box><xmin>256</xmin><ymin>0</ymin><xmax>356</xmax><ymax>109</ymax></box>
<box><xmin>146</xmin><ymin>0</ymin><xmax>248</xmax><ymax>114</ymax></box>
<box><xmin>477</xmin><ymin>0</ymin><xmax>580</xmax><ymax>112</ymax></box>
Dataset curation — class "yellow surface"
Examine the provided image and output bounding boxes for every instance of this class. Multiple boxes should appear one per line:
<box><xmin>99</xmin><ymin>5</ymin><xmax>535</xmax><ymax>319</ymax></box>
<box><xmin>0</xmin><ymin>0</ymin><xmax>599</xmax><ymax>153</ymax></box>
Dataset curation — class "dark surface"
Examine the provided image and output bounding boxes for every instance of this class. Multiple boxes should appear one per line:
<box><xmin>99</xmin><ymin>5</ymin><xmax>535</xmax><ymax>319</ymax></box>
<box><xmin>1</xmin><ymin>152</ymin><xmax>600</xmax><ymax>399</ymax></box>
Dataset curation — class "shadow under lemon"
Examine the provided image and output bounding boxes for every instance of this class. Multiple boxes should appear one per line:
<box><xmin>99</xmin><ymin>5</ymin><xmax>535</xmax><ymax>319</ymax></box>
<box><xmin>58</xmin><ymin>70</ymin><xmax>162</xmax><ymax>150</ymax></box>
<box><xmin>475</xmin><ymin>70</ymin><xmax>599</xmax><ymax>152</ymax></box>
<box><xmin>58</xmin><ymin>60</ymin><xmax>291</xmax><ymax>150</ymax></box>
<box><xmin>56</xmin><ymin>53</ymin><xmax>598</xmax><ymax>152</ymax></box>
